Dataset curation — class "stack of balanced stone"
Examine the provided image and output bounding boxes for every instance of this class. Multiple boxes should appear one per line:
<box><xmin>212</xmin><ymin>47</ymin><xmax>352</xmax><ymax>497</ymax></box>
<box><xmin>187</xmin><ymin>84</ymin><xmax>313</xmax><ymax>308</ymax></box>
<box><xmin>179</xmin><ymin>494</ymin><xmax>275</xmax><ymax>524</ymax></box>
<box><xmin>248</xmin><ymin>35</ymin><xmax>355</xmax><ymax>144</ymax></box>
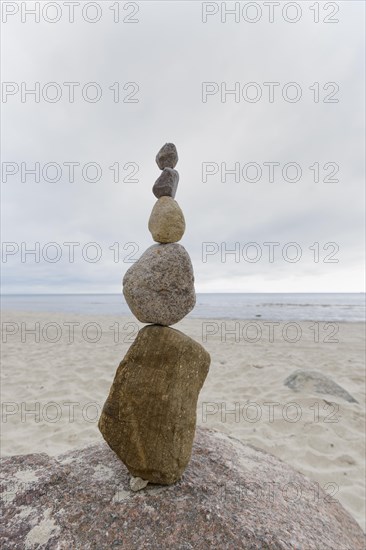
<box><xmin>98</xmin><ymin>143</ymin><xmax>211</xmax><ymax>489</ymax></box>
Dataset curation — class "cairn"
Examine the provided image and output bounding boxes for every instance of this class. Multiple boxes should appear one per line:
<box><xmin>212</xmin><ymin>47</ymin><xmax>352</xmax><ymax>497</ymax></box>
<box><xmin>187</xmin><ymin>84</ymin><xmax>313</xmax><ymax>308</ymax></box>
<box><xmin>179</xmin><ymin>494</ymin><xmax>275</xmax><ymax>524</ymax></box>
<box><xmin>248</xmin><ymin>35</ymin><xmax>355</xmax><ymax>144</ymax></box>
<box><xmin>98</xmin><ymin>143</ymin><xmax>211</xmax><ymax>487</ymax></box>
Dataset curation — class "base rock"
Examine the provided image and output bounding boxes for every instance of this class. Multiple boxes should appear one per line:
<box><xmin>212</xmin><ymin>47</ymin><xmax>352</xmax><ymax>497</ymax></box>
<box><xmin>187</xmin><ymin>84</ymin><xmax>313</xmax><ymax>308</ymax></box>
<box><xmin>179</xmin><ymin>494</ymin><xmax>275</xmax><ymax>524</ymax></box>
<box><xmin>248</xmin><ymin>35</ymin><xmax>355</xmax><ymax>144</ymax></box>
<box><xmin>1</xmin><ymin>427</ymin><xmax>364</xmax><ymax>550</ymax></box>
<box><xmin>98</xmin><ymin>325</ymin><xmax>210</xmax><ymax>484</ymax></box>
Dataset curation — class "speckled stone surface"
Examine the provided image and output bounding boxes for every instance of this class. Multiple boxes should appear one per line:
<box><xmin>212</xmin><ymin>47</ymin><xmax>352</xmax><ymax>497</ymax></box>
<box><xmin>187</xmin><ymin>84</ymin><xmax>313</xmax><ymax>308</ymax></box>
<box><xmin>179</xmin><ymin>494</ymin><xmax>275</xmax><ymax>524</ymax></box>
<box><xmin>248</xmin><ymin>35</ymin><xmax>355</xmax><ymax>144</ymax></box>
<box><xmin>99</xmin><ymin>325</ymin><xmax>210</xmax><ymax>484</ymax></box>
<box><xmin>123</xmin><ymin>243</ymin><xmax>195</xmax><ymax>326</ymax></box>
<box><xmin>1</xmin><ymin>427</ymin><xmax>364</xmax><ymax>550</ymax></box>
<box><xmin>148</xmin><ymin>197</ymin><xmax>185</xmax><ymax>243</ymax></box>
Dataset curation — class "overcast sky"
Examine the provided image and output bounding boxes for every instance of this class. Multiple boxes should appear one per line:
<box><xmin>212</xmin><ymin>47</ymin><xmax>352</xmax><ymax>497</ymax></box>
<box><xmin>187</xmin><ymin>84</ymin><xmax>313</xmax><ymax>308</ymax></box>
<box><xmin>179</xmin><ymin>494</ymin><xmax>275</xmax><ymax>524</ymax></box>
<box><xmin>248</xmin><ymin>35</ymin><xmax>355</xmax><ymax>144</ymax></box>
<box><xmin>1</xmin><ymin>1</ymin><xmax>365</xmax><ymax>293</ymax></box>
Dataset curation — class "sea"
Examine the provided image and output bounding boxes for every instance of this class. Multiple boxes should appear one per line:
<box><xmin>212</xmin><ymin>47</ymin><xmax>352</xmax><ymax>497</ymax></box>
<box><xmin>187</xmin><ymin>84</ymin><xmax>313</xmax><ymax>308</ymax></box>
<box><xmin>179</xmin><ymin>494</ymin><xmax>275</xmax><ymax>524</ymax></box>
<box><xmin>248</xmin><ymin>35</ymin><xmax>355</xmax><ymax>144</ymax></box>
<box><xmin>1</xmin><ymin>293</ymin><xmax>365</xmax><ymax>322</ymax></box>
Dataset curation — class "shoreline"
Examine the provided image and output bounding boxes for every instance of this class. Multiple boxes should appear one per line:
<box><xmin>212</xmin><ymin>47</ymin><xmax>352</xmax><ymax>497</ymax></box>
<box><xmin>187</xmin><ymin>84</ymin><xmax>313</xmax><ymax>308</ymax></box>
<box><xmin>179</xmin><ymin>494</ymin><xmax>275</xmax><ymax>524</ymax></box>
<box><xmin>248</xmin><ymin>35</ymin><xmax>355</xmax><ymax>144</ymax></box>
<box><xmin>2</xmin><ymin>307</ymin><xmax>365</xmax><ymax>322</ymax></box>
<box><xmin>2</xmin><ymin>291</ymin><xmax>365</xmax><ymax>324</ymax></box>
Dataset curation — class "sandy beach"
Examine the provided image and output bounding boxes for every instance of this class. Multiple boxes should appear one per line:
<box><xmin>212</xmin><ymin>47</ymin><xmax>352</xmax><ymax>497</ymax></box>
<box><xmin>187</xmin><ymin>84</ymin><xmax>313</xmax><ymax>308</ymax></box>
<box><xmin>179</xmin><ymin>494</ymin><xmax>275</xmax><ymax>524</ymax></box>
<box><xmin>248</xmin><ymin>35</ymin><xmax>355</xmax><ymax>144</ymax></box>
<box><xmin>1</xmin><ymin>311</ymin><xmax>365</xmax><ymax>531</ymax></box>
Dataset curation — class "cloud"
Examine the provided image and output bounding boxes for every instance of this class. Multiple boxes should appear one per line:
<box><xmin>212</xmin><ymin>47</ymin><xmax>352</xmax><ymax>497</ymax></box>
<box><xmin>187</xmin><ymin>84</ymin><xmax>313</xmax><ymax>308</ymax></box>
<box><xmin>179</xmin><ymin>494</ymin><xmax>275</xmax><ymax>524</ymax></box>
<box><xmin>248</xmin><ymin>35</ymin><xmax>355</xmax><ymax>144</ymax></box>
<box><xmin>1</xmin><ymin>1</ymin><xmax>365</xmax><ymax>293</ymax></box>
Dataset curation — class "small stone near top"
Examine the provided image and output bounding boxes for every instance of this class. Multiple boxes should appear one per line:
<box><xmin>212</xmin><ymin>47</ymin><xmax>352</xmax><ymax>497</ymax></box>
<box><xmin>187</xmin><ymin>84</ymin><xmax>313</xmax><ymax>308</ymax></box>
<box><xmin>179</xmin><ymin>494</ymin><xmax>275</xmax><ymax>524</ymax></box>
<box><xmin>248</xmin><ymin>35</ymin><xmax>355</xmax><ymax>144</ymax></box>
<box><xmin>156</xmin><ymin>143</ymin><xmax>178</xmax><ymax>170</ymax></box>
<box><xmin>153</xmin><ymin>168</ymin><xmax>179</xmax><ymax>199</ymax></box>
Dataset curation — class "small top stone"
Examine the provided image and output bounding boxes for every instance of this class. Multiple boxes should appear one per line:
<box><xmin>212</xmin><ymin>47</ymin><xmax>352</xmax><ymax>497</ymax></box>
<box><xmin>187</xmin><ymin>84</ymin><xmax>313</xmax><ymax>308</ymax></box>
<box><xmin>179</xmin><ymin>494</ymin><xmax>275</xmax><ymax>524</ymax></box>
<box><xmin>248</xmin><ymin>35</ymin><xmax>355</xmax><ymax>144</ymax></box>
<box><xmin>156</xmin><ymin>143</ymin><xmax>178</xmax><ymax>170</ymax></box>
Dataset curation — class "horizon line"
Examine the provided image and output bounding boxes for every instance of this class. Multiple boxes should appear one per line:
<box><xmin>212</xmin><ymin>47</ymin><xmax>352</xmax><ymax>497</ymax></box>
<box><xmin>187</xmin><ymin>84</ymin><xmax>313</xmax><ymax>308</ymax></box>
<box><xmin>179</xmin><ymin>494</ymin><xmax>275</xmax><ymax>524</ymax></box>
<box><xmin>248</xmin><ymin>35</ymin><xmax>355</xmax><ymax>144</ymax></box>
<box><xmin>1</xmin><ymin>292</ymin><xmax>365</xmax><ymax>296</ymax></box>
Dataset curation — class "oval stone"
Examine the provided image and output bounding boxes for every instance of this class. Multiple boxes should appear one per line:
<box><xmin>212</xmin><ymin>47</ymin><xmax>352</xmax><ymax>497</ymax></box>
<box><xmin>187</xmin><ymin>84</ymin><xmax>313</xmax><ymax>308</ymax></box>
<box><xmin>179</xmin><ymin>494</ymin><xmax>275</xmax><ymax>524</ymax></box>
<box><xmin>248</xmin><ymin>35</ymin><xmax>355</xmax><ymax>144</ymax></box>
<box><xmin>123</xmin><ymin>244</ymin><xmax>195</xmax><ymax>326</ymax></box>
<box><xmin>148</xmin><ymin>197</ymin><xmax>185</xmax><ymax>243</ymax></box>
<box><xmin>98</xmin><ymin>325</ymin><xmax>211</xmax><ymax>484</ymax></box>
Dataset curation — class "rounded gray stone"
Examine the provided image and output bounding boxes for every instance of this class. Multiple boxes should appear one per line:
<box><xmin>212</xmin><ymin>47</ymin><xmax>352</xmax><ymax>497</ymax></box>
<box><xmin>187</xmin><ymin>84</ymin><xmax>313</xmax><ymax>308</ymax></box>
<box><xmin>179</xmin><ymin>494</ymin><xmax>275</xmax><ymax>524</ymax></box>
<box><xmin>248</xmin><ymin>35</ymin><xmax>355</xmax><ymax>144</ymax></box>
<box><xmin>284</xmin><ymin>370</ymin><xmax>357</xmax><ymax>403</ymax></box>
<box><xmin>156</xmin><ymin>143</ymin><xmax>178</xmax><ymax>170</ymax></box>
<box><xmin>152</xmin><ymin>168</ymin><xmax>179</xmax><ymax>198</ymax></box>
<box><xmin>123</xmin><ymin>244</ymin><xmax>195</xmax><ymax>325</ymax></box>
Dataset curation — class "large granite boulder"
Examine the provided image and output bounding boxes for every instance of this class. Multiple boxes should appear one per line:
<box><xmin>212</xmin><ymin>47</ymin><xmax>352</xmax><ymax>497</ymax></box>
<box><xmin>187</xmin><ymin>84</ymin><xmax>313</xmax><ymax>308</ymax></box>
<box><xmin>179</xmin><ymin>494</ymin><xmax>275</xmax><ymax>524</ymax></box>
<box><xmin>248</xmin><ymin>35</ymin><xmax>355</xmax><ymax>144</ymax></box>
<box><xmin>98</xmin><ymin>325</ymin><xmax>210</xmax><ymax>484</ymax></box>
<box><xmin>1</xmin><ymin>427</ymin><xmax>364</xmax><ymax>549</ymax></box>
<box><xmin>123</xmin><ymin>243</ymin><xmax>195</xmax><ymax>326</ymax></box>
